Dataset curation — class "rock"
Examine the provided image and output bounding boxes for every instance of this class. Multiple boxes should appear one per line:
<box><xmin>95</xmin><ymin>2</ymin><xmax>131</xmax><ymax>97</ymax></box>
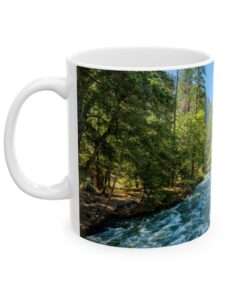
<box><xmin>84</xmin><ymin>184</ymin><xmax>96</xmax><ymax>193</ymax></box>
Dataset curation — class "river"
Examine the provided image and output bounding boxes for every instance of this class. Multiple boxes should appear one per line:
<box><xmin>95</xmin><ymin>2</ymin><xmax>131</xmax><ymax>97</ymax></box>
<box><xmin>87</xmin><ymin>175</ymin><xmax>210</xmax><ymax>248</ymax></box>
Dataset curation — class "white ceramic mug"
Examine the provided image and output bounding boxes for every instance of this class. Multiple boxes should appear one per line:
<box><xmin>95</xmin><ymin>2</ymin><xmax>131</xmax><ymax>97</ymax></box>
<box><xmin>4</xmin><ymin>47</ymin><xmax>213</xmax><ymax>248</ymax></box>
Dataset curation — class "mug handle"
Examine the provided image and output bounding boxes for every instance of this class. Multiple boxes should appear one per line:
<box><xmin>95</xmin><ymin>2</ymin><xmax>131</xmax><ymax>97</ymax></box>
<box><xmin>4</xmin><ymin>77</ymin><xmax>69</xmax><ymax>200</ymax></box>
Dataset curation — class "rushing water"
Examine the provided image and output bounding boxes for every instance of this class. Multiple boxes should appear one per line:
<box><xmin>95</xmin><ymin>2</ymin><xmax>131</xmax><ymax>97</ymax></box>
<box><xmin>87</xmin><ymin>175</ymin><xmax>210</xmax><ymax>248</ymax></box>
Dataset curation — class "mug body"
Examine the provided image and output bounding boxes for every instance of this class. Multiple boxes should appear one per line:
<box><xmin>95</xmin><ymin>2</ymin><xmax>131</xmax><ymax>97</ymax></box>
<box><xmin>67</xmin><ymin>48</ymin><xmax>213</xmax><ymax>248</ymax></box>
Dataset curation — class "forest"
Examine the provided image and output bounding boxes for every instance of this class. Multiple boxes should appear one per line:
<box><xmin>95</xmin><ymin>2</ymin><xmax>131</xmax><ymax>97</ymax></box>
<box><xmin>77</xmin><ymin>66</ymin><xmax>212</xmax><ymax>236</ymax></box>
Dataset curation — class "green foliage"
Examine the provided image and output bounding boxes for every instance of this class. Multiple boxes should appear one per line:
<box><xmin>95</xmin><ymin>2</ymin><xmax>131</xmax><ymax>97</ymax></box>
<box><xmin>77</xmin><ymin>66</ymin><xmax>211</xmax><ymax>199</ymax></box>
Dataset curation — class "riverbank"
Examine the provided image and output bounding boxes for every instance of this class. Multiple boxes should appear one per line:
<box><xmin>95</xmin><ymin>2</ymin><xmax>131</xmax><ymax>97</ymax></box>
<box><xmin>86</xmin><ymin>175</ymin><xmax>210</xmax><ymax>248</ymax></box>
<box><xmin>80</xmin><ymin>187</ymin><xmax>187</xmax><ymax>236</ymax></box>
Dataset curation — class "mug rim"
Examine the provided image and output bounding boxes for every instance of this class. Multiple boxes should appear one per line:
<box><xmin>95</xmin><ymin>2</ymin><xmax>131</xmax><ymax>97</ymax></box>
<box><xmin>67</xmin><ymin>46</ymin><xmax>213</xmax><ymax>71</ymax></box>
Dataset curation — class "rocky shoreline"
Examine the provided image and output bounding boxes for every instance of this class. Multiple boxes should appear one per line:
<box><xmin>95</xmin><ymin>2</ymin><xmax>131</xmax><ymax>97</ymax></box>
<box><xmin>80</xmin><ymin>188</ymin><xmax>187</xmax><ymax>236</ymax></box>
<box><xmin>86</xmin><ymin>176</ymin><xmax>210</xmax><ymax>247</ymax></box>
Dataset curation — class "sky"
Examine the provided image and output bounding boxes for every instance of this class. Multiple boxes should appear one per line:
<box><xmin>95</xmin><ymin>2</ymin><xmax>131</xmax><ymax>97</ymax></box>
<box><xmin>205</xmin><ymin>63</ymin><xmax>214</xmax><ymax>101</ymax></box>
<box><xmin>167</xmin><ymin>62</ymin><xmax>214</xmax><ymax>101</ymax></box>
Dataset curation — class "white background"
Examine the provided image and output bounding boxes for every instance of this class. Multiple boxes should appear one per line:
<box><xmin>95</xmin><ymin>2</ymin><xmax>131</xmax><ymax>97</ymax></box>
<box><xmin>0</xmin><ymin>0</ymin><xmax>246</xmax><ymax>295</ymax></box>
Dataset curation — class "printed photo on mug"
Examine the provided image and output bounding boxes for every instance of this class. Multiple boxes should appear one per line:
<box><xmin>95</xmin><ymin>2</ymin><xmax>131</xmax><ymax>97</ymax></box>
<box><xmin>77</xmin><ymin>62</ymin><xmax>213</xmax><ymax>247</ymax></box>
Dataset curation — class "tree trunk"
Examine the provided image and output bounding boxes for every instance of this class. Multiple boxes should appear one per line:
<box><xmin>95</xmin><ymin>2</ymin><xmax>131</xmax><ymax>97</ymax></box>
<box><xmin>191</xmin><ymin>151</ymin><xmax>195</xmax><ymax>178</ymax></box>
<box><xmin>95</xmin><ymin>153</ymin><xmax>101</xmax><ymax>190</ymax></box>
<box><xmin>195</xmin><ymin>68</ymin><xmax>200</xmax><ymax>113</ymax></box>
<box><xmin>83</xmin><ymin>114</ymin><xmax>117</xmax><ymax>178</ymax></box>
<box><xmin>170</xmin><ymin>70</ymin><xmax>179</xmax><ymax>187</ymax></box>
<box><xmin>173</xmin><ymin>70</ymin><xmax>179</xmax><ymax>133</ymax></box>
<box><xmin>94</xmin><ymin>175</ymin><xmax>118</xmax><ymax>224</ymax></box>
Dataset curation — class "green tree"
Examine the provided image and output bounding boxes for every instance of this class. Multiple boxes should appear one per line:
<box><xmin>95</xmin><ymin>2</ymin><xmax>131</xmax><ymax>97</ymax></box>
<box><xmin>78</xmin><ymin>66</ymin><xmax>208</xmax><ymax>200</ymax></box>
